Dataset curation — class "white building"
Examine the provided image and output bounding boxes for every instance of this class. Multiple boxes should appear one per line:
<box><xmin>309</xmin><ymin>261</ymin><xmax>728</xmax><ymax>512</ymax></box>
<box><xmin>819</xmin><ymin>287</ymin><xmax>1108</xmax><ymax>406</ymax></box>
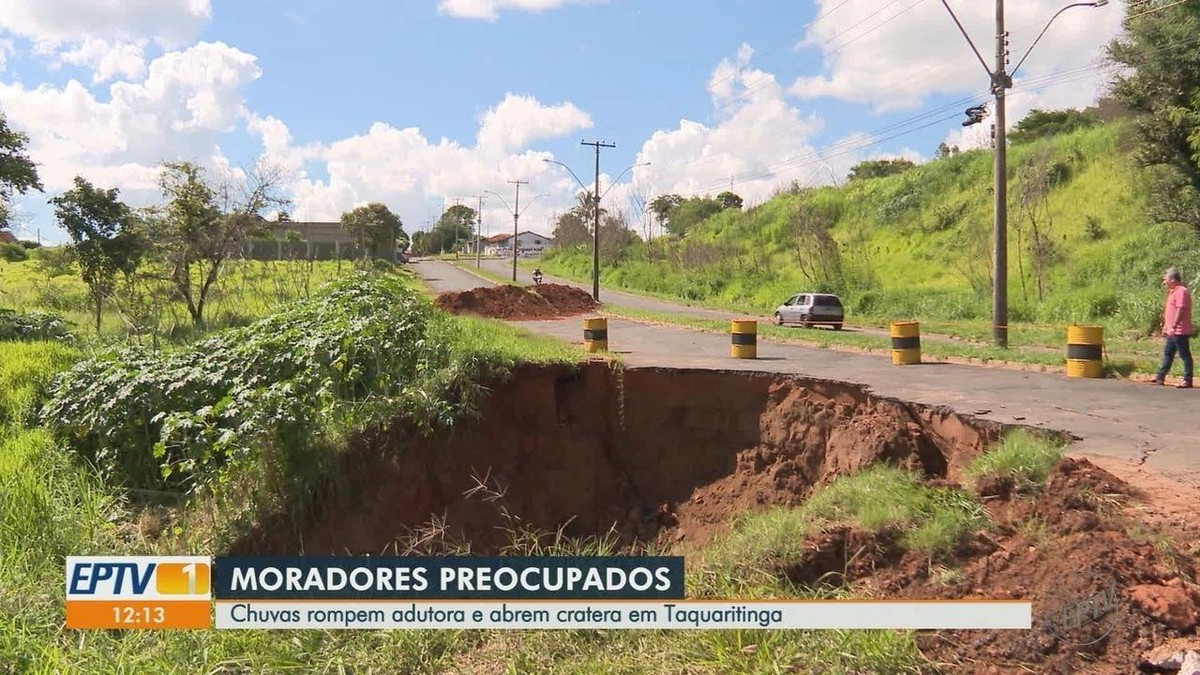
<box><xmin>483</xmin><ymin>231</ymin><xmax>554</xmax><ymax>257</ymax></box>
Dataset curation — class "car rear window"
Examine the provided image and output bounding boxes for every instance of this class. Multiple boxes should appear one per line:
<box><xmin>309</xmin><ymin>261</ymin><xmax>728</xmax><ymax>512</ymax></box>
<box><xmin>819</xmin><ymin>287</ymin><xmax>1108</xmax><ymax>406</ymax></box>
<box><xmin>813</xmin><ymin>295</ymin><xmax>842</xmax><ymax>307</ymax></box>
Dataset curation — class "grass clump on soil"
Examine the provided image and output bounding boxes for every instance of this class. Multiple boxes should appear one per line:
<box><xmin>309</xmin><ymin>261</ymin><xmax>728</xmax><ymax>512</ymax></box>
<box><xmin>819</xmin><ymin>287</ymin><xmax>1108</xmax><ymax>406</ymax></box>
<box><xmin>803</xmin><ymin>466</ymin><xmax>987</xmax><ymax>558</ymax></box>
<box><xmin>696</xmin><ymin>466</ymin><xmax>988</xmax><ymax>597</ymax></box>
<box><xmin>965</xmin><ymin>428</ymin><xmax>1065</xmax><ymax>494</ymax></box>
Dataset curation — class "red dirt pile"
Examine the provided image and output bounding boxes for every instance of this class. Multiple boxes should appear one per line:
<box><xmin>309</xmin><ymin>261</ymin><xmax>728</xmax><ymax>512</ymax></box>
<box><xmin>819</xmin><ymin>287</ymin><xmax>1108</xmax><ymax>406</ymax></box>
<box><xmin>434</xmin><ymin>283</ymin><xmax>598</xmax><ymax>320</ymax></box>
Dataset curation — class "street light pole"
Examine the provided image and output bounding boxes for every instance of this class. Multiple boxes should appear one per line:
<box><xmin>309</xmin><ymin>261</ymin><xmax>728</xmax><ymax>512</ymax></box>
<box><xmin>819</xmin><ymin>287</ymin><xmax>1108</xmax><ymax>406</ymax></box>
<box><xmin>993</xmin><ymin>0</ymin><xmax>1009</xmax><ymax>348</ymax></box>
<box><xmin>940</xmin><ymin>0</ymin><xmax>1106</xmax><ymax>348</ymax></box>
<box><xmin>474</xmin><ymin>194</ymin><xmax>486</xmax><ymax>269</ymax></box>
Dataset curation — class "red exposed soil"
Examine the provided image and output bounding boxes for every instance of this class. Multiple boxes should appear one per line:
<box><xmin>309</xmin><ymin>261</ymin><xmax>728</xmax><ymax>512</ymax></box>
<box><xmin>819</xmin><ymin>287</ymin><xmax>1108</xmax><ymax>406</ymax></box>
<box><xmin>230</xmin><ymin>363</ymin><xmax>1200</xmax><ymax>674</ymax></box>
<box><xmin>434</xmin><ymin>283</ymin><xmax>598</xmax><ymax>320</ymax></box>
<box><xmin>773</xmin><ymin>458</ymin><xmax>1200</xmax><ymax>674</ymax></box>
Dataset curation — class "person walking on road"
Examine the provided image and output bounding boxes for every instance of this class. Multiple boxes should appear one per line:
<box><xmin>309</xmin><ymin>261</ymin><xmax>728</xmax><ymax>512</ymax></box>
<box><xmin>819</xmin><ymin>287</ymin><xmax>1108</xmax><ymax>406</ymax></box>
<box><xmin>1154</xmin><ymin>267</ymin><xmax>1193</xmax><ymax>388</ymax></box>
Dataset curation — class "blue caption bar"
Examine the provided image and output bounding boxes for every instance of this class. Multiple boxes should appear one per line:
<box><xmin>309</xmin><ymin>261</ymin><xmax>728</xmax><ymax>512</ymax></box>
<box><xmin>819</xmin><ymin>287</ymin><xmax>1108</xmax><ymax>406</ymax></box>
<box><xmin>214</xmin><ymin>556</ymin><xmax>686</xmax><ymax>600</ymax></box>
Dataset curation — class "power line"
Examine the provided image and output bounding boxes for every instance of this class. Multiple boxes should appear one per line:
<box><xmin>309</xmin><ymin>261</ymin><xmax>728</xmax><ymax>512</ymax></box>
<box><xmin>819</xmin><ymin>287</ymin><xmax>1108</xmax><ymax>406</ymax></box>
<box><xmin>1125</xmin><ymin>0</ymin><xmax>1191</xmax><ymax>22</ymax></box>
<box><xmin>678</xmin><ymin>57</ymin><xmax>1122</xmax><ymax>199</ymax></box>
<box><xmin>723</xmin><ymin>0</ymin><xmax>934</xmax><ymax>109</ymax></box>
<box><xmin>705</xmin><ymin>0</ymin><xmax>858</xmax><ymax>94</ymax></box>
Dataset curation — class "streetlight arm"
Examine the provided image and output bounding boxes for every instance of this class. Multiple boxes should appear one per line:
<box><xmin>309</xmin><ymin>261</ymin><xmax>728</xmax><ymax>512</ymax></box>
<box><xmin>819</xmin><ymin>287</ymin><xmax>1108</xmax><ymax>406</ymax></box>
<box><xmin>484</xmin><ymin>190</ymin><xmax>513</xmax><ymax>214</ymax></box>
<box><xmin>940</xmin><ymin>0</ymin><xmax>993</xmax><ymax>78</ymax></box>
<box><xmin>599</xmin><ymin>162</ymin><xmax>651</xmax><ymax>201</ymax></box>
<box><xmin>517</xmin><ymin>193</ymin><xmax>551</xmax><ymax>216</ymax></box>
<box><xmin>542</xmin><ymin>158</ymin><xmax>589</xmax><ymax>192</ymax></box>
<box><xmin>1010</xmin><ymin>2</ymin><xmax>1106</xmax><ymax>79</ymax></box>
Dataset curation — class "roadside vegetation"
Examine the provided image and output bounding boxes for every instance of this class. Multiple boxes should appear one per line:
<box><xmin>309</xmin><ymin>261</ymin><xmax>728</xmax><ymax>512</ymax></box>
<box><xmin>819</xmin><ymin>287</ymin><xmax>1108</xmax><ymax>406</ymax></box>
<box><xmin>532</xmin><ymin>3</ymin><xmax>1200</xmax><ymax>381</ymax></box>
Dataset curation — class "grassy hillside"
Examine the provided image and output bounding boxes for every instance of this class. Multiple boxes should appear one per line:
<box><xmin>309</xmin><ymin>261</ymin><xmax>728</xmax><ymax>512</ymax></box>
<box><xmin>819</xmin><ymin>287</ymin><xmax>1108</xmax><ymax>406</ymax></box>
<box><xmin>542</xmin><ymin>122</ymin><xmax>1200</xmax><ymax>337</ymax></box>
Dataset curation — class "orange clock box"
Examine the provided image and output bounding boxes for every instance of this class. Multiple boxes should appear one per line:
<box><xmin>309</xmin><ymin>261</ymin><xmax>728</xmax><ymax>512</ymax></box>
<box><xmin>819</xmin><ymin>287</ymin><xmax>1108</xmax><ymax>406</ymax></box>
<box><xmin>65</xmin><ymin>556</ymin><xmax>212</xmax><ymax>630</ymax></box>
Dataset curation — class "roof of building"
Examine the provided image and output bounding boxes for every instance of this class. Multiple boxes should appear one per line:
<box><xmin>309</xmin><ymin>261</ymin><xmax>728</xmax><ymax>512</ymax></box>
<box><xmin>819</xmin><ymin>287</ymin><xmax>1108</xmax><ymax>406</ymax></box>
<box><xmin>486</xmin><ymin>231</ymin><xmax>554</xmax><ymax>243</ymax></box>
<box><xmin>0</xmin><ymin>230</ymin><xmax>17</xmax><ymax>244</ymax></box>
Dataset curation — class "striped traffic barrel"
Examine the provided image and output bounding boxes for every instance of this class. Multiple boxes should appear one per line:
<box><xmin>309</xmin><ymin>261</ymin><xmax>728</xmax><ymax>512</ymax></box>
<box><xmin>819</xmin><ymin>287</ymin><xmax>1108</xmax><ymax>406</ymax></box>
<box><xmin>730</xmin><ymin>320</ymin><xmax>757</xmax><ymax>359</ymax></box>
<box><xmin>1066</xmin><ymin>325</ymin><xmax>1103</xmax><ymax>378</ymax></box>
<box><xmin>890</xmin><ymin>321</ymin><xmax>921</xmax><ymax>365</ymax></box>
<box><xmin>583</xmin><ymin>317</ymin><xmax>608</xmax><ymax>353</ymax></box>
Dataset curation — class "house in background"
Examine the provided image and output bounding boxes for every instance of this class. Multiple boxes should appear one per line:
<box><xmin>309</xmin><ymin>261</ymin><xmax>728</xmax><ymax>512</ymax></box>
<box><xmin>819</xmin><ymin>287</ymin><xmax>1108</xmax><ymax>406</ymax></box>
<box><xmin>0</xmin><ymin>229</ymin><xmax>18</xmax><ymax>245</ymax></box>
<box><xmin>483</xmin><ymin>231</ymin><xmax>554</xmax><ymax>257</ymax></box>
<box><xmin>240</xmin><ymin>221</ymin><xmax>401</xmax><ymax>262</ymax></box>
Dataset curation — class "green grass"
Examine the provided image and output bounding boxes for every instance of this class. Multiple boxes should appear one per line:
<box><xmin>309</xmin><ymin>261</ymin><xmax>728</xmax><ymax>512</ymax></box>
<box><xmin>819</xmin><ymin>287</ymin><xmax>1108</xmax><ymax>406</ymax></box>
<box><xmin>964</xmin><ymin>428</ymin><xmax>1065</xmax><ymax>494</ymax></box>
<box><xmin>804</xmin><ymin>467</ymin><xmax>986</xmax><ymax>559</ymax></box>
<box><xmin>0</xmin><ymin>256</ymin><xmax>352</xmax><ymax>343</ymax></box>
<box><xmin>695</xmin><ymin>466</ymin><xmax>988</xmax><ymax>600</ymax></box>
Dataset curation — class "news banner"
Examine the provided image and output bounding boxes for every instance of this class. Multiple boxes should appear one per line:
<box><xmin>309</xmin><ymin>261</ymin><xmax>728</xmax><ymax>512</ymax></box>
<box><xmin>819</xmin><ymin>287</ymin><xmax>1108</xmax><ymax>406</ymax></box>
<box><xmin>65</xmin><ymin>556</ymin><xmax>1032</xmax><ymax>630</ymax></box>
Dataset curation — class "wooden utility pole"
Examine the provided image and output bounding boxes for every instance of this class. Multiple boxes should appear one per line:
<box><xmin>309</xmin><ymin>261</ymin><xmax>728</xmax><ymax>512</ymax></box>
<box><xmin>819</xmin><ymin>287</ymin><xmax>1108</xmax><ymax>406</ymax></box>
<box><xmin>508</xmin><ymin>180</ymin><xmax>528</xmax><ymax>281</ymax></box>
<box><xmin>581</xmin><ymin>139</ymin><xmax>616</xmax><ymax>301</ymax></box>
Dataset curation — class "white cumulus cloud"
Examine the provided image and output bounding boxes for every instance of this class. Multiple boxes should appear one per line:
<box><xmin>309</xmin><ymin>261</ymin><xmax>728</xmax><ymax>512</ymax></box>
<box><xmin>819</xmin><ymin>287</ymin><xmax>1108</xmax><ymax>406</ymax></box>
<box><xmin>0</xmin><ymin>41</ymin><xmax>260</xmax><ymax>202</ymax></box>
<box><xmin>272</xmin><ymin>94</ymin><xmax>603</xmax><ymax>235</ymax></box>
<box><xmin>0</xmin><ymin>0</ymin><xmax>211</xmax><ymax>47</ymax></box>
<box><xmin>631</xmin><ymin>44</ymin><xmax>839</xmax><ymax>209</ymax></box>
<box><xmin>790</xmin><ymin>0</ymin><xmax>1122</xmax><ymax>113</ymax></box>
<box><xmin>476</xmin><ymin>94</ymin><xmax>592</xmax><ymax>153</ymax></box>
<box><xmin>438</xmin><ymin>0</ymin><xmax>607</xmax><ymax>21</ymax></box>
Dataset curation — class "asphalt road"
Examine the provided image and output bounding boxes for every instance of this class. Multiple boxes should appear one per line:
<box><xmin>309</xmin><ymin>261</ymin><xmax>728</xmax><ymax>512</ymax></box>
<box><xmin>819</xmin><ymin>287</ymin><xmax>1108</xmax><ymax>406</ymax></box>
<box><xmin>462</xmin><ymin>255</ymin><xmax>1035</xmax><ymax>349</ymax></box>
<box><xmin>416</xmin><ymin>258</ymin><xmax>1200</xmax><ymax>487</ymax></box>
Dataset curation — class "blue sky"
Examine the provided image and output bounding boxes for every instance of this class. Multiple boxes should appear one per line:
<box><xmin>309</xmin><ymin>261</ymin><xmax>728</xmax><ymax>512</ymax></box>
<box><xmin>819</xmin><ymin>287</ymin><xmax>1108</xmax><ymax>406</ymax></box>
<box><xmin>0</xmin><ymin>0</ymin><xmax>1124</xmax><ymax>242</ymax></box>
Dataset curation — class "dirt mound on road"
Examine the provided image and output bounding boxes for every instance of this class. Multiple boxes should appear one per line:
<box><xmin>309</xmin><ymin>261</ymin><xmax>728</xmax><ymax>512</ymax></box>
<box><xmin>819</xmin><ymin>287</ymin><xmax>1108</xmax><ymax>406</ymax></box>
<box><xmin>434</xmin><ymin>283</ymin><xmax>598</xmax><ymax>320</ymax></box>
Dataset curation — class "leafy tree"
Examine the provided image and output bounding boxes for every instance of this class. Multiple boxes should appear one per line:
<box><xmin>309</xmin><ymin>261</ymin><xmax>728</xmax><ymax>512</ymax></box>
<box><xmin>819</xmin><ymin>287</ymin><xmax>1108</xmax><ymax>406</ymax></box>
<box><xmin>717</xmin><ymin>191</ymin><xmax>744</xmax><ymax>210</ymax></box>
<box><xmin>340</xmin><ymin>202</ymin><xmax>405</xmax><ymax>259</ymax></box>
<box><xmin>648</xmin><ymin>194</ymin><xmax>683</xmax><ymax>233</ymax></box>
<box><xmin>157</xmin><ymin>161</ymin><xmax>289</xmax><ymax>326</ymax></box>
<box><xmin>409</xmin><ymin>230</ymin><xmax>432</xmax><ymax>256</ymax></box>
<box><xmin>1109</xmin><ymin>1</ymin><xmax>1200</xmax><ymax>229</ymax></box>
<box><xmin>599</xmin><ymin>212</ymin><xmax>639</xmax><ymax>263</ymax></box>
<box><xmin>550</xmin><ymin>209</ymin><xmax>590</xmax><ymax>248</ymax></box>
<box><xmin>1008</xmin><ymin>108</ymin><xmax>1099</xmax><ymax>144</ymax></box>
<box><xmin>665</xmin><ymin>197</ymin><xmax>722</xmax><ymax>236</ymax></box>
<box><xmin>51</xmin><ymin>176</ymin><xmax>144</xmax><ymax>332</ymax></box>
<box><xmin>934</xmin><ymin>143</ymin><xmax>960</xmax><ymax>159</ymax></box>
<box><xmin>0</xmin><ymin>112</ymin><xmax>43</xmax><ymax>228</ymax></box>
<box><xmin>848</xmin><ymin>158</ymin><xmax>915</xmax><ymax>181</ymax></box>
<box><xmin>432</xmin><ymin>204</ymin><xmax>475</xmax><ymax>251</ymax></box>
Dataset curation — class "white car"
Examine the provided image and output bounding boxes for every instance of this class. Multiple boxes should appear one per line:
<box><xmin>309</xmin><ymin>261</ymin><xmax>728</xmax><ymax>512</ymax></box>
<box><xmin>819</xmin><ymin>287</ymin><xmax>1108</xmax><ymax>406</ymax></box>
<box><xmin>774</xmin><ymin>293</ymin><xmax>844</xmax><ymax>329</ymax></box>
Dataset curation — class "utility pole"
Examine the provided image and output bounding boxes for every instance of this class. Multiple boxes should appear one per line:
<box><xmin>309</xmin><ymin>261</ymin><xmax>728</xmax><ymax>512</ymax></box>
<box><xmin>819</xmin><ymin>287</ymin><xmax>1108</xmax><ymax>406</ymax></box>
<box><xmin>508</xmin><ymin>179</ymin><xmax>528</xmax><ymax>282</ymax></box>
<box><xmin>582</xmin><ymin>139</ymin><xmax>616</xmax><ymax>301</ymax></box>
<box><xmin>474</xmin><ymin>194</ymin><xmax>486</xmax><ymax>269</ymax></box>
<box><xmin>992</xmin><ymin>0</ymin><xmax>1010</xmax><ymax>348</ymax></box>
<box><xmin>941</xmin><ymin>0</ymin><xmax>1105</xmax><ymax>348</ymax></box>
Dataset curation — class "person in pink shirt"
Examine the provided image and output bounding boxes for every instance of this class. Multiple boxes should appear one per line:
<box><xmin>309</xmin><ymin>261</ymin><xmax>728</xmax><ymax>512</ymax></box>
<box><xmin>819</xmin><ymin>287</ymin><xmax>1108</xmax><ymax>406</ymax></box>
<box><xmin>1154</xmin><ymin>267</ymin><xmax>1193</xmax><ymax>388</ymax></box>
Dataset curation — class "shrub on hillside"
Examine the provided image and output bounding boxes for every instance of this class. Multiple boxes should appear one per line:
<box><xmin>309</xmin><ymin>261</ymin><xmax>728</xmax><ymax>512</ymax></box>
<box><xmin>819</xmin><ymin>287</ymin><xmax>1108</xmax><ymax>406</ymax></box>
<box><xmin>0</xmin><ymin>309</ymin><xmax>74</xmax><ymax>342</ymax></box>
<box><xmin>0</xmin><ymin>242</ymin><xmax>28</xmax><ymax>262</ymax></box>
<box><xmin>39</xmin><ymin>271</ymin><xmax>450</xmax><ymax>492</ymax></box>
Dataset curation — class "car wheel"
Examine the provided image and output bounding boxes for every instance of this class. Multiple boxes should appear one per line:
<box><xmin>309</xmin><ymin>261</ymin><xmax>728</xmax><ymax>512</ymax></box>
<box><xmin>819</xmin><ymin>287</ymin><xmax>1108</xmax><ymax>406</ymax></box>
<box><xmin>832</xmin><ymin>323</ymin><xmax>843</xmax><ymax>331</ymax></box>
<box><xmin>774</xmin><ymin>312</ymin><xmax>783</xmax><ymax>326</ymax></box>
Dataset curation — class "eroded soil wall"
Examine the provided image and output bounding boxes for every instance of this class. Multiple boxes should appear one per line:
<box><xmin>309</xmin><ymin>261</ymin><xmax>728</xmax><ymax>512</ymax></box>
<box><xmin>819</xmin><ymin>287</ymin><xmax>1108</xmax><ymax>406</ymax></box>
<box><xmin>236</xmin><ymin>362</ymin><xmax>1010</xmax><ymax>555</ymax></box>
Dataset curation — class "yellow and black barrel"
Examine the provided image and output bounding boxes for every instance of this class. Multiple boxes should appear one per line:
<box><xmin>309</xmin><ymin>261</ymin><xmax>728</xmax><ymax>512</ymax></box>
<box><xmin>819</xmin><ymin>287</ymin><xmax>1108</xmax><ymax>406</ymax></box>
<box><xmin>583</xmin><ymin>317</ymin><xmax>608</xmax><ymax>353</ymax></box>
<box><xmin>1066</xmin><ymin>325</ymin><xmax>1104</xmax><ymax>378</ymax></box>
<box><xmin>890</xmin><ymin>321</ymin><xmax>921</xmax><ymax>365</ymax></box>
<box><xmin>730</xmin><ymin>319</ymin><xmax>757</xmax><ymax>359</ymax></box>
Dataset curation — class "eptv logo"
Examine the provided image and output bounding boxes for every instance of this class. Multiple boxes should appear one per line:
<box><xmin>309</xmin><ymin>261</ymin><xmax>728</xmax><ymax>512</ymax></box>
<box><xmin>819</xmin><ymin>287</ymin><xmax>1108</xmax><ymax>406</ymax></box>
<box><xmin>66</xmin><ymin>556</ymin><xmax>211</xmax><ymax>629</ymax></box>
